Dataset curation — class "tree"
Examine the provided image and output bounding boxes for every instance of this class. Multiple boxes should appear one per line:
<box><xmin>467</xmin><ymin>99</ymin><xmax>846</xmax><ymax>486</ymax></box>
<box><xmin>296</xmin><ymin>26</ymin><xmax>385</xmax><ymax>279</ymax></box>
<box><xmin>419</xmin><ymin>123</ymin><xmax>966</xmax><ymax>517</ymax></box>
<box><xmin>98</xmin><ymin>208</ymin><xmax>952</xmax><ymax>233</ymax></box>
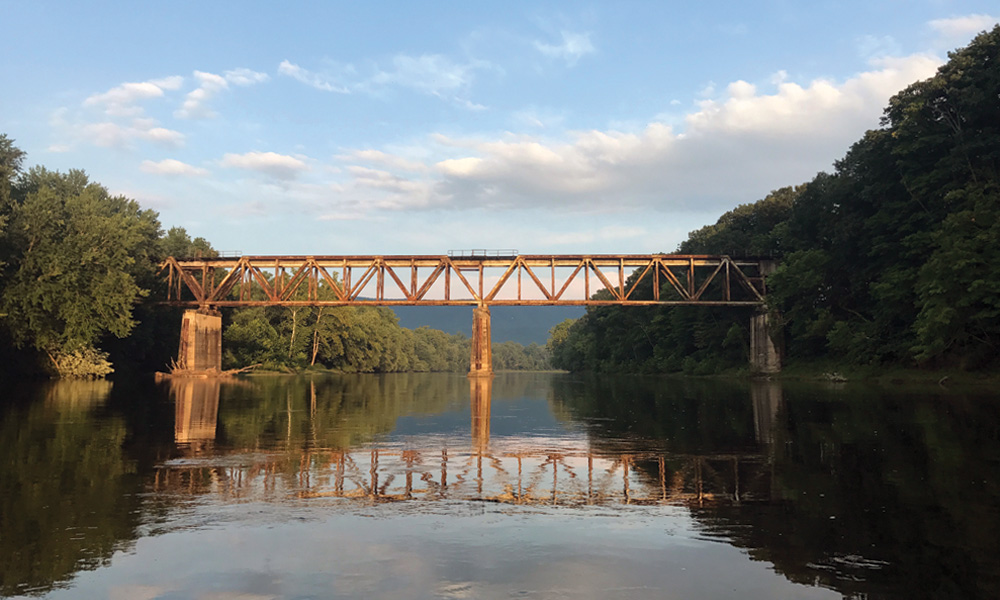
<box><xmin>1</xmin><ymin>168</ymin><xmax>161</xmax><ymax>376</ymax></box>
<box><xmin>0</xmin><ymin>135</ymin><xmax>27</xmax><ymax>277</ymax></box>
<box><xmin>159</xmin><ymin>226</ymin><xmax>217</xmax><ymax>259</ymax></box>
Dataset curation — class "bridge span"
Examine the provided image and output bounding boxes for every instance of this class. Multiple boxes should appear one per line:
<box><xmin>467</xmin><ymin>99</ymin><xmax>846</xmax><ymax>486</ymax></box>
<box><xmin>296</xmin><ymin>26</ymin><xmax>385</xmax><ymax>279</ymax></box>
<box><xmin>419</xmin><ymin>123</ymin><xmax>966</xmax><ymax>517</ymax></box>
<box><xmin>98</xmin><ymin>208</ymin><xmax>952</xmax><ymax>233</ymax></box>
<box><xmin>159</xmin><ymin>254</ymin><xmax>781</xmax><ymax>375</ymax></box>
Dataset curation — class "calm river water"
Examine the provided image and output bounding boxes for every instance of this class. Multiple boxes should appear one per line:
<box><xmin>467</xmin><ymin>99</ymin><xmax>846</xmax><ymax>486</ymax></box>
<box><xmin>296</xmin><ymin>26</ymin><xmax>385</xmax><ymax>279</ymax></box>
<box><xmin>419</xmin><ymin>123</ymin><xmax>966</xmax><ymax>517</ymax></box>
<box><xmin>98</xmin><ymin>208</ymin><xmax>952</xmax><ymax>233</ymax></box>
<box><xmin>2</xmin><ymin>372</ymin><xmax>999</xmax><ymax>599</ymax></box>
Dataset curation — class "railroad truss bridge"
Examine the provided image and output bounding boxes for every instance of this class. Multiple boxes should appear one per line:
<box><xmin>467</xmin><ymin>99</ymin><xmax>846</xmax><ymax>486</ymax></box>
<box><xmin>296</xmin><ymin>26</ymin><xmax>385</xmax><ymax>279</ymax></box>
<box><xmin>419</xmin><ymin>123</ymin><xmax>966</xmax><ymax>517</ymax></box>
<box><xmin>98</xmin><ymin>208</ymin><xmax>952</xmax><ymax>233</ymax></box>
<box><xmin>159</xmin><ymin>253</ymin><xmax>781</xmax><ymax>374</ymax></box>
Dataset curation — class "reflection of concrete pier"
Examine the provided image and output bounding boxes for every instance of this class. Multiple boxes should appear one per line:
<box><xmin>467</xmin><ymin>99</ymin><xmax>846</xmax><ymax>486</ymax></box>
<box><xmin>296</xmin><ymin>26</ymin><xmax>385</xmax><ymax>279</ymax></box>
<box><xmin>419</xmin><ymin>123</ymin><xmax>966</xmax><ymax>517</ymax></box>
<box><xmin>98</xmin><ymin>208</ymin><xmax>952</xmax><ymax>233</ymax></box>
<box><xmin>172</xmin><ymin>379</ymin><xmax>220</xmax><ymax>449</ymax></box>
<box><xmin>470</xmin><ymin>376</ymin><xmax>492</xmax><ymax>449</ymax></box>
<box><xmin>751</xmin><ymin>379</ymin><xmax>783</xmax><ymax>447</ymax></box>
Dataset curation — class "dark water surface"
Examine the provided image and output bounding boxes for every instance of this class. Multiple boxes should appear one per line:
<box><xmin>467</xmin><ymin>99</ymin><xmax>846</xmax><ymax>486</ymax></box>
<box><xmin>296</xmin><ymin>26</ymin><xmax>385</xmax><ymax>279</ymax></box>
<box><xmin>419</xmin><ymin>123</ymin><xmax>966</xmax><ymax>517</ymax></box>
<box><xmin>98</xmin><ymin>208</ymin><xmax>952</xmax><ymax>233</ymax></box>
<box><xmin>2</xmin><ymin>373</ymin><xmax>999</xmax><ymax>599</ymax></box>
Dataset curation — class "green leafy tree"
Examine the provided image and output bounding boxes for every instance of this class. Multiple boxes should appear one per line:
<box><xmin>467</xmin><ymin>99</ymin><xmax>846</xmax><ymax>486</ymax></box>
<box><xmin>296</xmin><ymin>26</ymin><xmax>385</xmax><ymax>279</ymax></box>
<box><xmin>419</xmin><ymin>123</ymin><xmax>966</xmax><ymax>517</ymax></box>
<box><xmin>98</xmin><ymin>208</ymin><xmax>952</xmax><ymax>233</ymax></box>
<box><xmin>1</xmin><ymin>168</ymin><xmax>161</xmax><ymax>376</ymax></box>
<box><xmin>0</xmin><ymin>134</ymin><xmax>27</xmax><ymax>276</ymax></box>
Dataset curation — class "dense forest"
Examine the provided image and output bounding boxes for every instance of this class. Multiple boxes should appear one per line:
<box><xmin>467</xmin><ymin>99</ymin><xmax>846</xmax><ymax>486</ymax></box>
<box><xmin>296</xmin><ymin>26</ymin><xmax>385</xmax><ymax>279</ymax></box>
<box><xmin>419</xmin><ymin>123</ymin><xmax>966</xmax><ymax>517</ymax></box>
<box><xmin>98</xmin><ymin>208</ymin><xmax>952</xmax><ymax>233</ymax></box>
<box><xmin>548</xmin><ymin>26</ymin><xmax>1000</xmax><ymax>374</ymax></box>
<box><xmin>0</xmin><ymin>140</ymin><xmax>547</xmax><ymax>378</ymax></box>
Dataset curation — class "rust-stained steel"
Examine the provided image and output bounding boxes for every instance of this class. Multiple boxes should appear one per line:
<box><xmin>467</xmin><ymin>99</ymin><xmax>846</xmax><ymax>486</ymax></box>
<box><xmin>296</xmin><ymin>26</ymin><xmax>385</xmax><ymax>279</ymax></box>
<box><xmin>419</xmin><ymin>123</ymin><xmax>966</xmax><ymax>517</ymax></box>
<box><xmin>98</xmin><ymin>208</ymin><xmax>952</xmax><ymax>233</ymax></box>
<box><xmin>159</xmin><ymin>254</ymin><xmax>772</xmax><ymax>308</ymax></box>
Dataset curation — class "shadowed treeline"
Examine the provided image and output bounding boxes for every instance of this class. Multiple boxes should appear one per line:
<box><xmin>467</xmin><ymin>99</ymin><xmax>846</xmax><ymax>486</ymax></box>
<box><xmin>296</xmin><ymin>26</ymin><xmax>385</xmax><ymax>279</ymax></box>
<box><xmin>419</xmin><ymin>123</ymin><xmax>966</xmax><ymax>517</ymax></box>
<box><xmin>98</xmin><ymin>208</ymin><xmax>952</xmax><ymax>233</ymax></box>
<box><xmin>693</xmin><ymin>384</ymin><xmax>1000</xmax><ymax>599</ymax></box>
<box><xmin>0</xmin><ymin>381</ymin><xmax>143</xmax><ymax>596</ymax></box>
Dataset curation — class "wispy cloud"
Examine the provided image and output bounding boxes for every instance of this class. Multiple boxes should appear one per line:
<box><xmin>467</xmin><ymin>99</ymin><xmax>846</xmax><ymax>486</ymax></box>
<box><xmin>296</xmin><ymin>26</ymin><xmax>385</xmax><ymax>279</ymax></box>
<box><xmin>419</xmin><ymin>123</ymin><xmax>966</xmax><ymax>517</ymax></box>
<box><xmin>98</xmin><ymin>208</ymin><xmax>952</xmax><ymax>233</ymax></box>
<box><xmin>83</xmin><ymin>76</ymin><xmax>183</xmax><ymax>117</ymax></box>
<box><xmin>220</xmin><ymin>151</ymin><xmax>310</xmax><ymax>180</ymax></box>
<box><xmin>279</xmin><ymin>54</ymin><xmax>491</xmax><ymax>109</ymax></box>
<box><xmin>338</xmin><ymin>149</ymin><xmax>428</xmax><ymax>173</ymax></box>
<box><xmin>928</xmin><ymin>13</ymin><xmax>998</xmax><ymax>41</ymax></box>
<box><xmin>78</xmin><ymin>121</ymin><xmax>185</xmax><ymax>148</ymax></box>
<box><xmin>175</xmin><ymin>68</ymin><xmax>270</xmax><ymax>119</ymax></box>
<box><xmin>224</xmin><ymin>67</ymin><xmax>270</xmax><ymax>86</ymax></box>
<box><xmin>856</xmin><ymin>34</ymin><xmax>901</xmax><ymax>61</ymax></box>
<box><xmin>140</xmin><ymin>158</ymin><xmax>209</xmax><ymax>176</ymax></box>
<box><xmin>278</xmin><ymin>60</ymin><xmax>350</xmax><ymax>93</ymax></box>
<box><xmin>534</xmin><ymin>31</ymin><xmax>595</xmax><ymax>66</ymax></box>
<box><xmin>511</xmin><ymin>107</ymin><xmax>566</xmax><ymax>129</ymax></box>
<box><xmin>368</xmin><ymin>54</ymin><xmax>482</xmax><ymax>96</ymax></box>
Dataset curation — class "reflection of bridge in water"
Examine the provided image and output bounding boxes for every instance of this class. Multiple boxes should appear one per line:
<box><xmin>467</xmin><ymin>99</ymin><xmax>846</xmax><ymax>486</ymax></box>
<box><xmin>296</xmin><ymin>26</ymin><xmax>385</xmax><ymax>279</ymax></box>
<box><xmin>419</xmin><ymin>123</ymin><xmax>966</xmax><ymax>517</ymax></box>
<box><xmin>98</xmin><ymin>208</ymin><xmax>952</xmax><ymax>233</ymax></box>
<box><xmin>164</xmin><ymin>378</ymin><xmax>782</xmax><ymax>507</ymax></box>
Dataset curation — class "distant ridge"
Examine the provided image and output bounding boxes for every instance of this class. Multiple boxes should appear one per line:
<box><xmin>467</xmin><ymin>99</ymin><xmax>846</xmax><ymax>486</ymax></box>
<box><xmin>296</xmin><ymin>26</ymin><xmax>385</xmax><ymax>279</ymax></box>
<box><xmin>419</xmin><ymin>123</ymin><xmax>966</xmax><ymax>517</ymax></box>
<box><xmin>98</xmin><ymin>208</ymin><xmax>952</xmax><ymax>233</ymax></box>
<box><xmin>390</xmin><ymin>305</ymin><xmax>585</xmax><ymax>345</ymax></box>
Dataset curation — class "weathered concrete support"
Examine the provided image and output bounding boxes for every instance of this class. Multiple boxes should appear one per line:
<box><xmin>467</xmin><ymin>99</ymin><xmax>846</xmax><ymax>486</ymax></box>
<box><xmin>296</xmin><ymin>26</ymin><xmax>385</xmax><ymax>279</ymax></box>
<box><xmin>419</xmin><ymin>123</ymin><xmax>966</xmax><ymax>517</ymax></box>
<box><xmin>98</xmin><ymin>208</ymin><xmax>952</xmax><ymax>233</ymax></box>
<box><xmin>469</xmin><ymin>305</ymin><xmax>493</xmax><ymax>377</ymax></box>
<box><xmin>750</xmin><ymin>309</ymin><xmax>782</xmax><ymax>374</ymax></box>
<box><xmin>750</xmin><ymin>259</ymin><xmax>781</xmax><ymax>374</ymax></box>
<box><xmin>470</xmin><ymin>376</ymin><xmax>492</xmax><ymax>449</ymax></box>
<box><xmin>177</xmin><ymin>309</ymin><xmax>222</xmax><ymax>372</ymax></box>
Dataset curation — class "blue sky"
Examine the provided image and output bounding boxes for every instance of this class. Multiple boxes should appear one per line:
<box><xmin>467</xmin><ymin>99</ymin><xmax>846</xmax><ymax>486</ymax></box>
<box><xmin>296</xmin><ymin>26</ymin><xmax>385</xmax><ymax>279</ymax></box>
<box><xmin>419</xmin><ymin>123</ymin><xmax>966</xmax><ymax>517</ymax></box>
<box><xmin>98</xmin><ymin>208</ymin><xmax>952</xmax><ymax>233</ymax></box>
<box><xmin>2</xmin><ymin>1</ymin><xmax>997</xmax><ymax>256</ymax></box>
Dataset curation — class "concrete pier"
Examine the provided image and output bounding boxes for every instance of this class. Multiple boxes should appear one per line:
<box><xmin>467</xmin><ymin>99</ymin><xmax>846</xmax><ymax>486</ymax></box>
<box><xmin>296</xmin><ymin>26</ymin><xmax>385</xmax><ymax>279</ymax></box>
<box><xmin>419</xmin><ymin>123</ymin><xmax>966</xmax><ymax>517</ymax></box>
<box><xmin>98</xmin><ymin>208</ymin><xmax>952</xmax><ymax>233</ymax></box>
<box><xmin>177</xmin><ymin>309</ymin><xmax>222</xmax><ymax>372</ymax></box>
<box><xmin>469</xmin><ymin>305</ymin><xmax>493</xmax><ymax>377</ymax></box>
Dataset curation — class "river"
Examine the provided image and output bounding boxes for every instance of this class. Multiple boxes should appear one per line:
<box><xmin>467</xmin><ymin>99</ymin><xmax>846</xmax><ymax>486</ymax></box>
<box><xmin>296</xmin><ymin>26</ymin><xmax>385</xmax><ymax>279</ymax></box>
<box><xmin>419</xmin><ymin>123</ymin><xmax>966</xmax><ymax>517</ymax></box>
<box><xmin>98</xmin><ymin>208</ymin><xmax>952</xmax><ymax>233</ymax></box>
<box><xmin>1</xmin><ymin>373</ymin><xmax>998</xmax><ymax>599</ymax></box>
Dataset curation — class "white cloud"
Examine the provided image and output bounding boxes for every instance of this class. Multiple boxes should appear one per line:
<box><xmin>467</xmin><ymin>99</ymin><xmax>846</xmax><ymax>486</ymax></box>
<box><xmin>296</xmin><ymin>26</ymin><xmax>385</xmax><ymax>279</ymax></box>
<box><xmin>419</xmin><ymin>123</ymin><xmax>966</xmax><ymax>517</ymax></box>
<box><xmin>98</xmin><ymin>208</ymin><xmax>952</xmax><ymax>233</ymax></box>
<box><xmin>511</xmin><ymin>107</ymin><xmax>566</xmax><ymax>129</ymax></box>
<box><xmin>175</xmin><ymin>68</ymin><xmax>269</xmax><ymax>119</ymax></box>
<box><xmin>278</xmin><ymin>60</ymin><xmax>350</xmax><ymax>93</ymax></box>
<box><xmin>534</xmin><ymin>31</ymin><xmax>595</xmax><ymax>66</ymax></box>
<box><xmin>928</xmin><ymin>14</ymin><xmax>998</xmax><ymax>40</ymax></box>
<box><xmin>84</xmin><ymin>76</ymin><xmax>183</xmax><ymax>117</ymax></box>
<box><xmin>142</xmin><ymin>127</ymin><xmax>186</xmax><ymax>145</ymax></box>
<box><xmin>79</xmin><ymin>121</ymin><xmax>184</xmax><ymax>148</ymax></box>
<box><xmin>220</xmin><ymin>151</ymin><xmax>309</xmax><ymax>180</ymax></box>
<box><xmin>339</xmin><ymin>149</ymin><xmax>427</xmax><ymax>173</ymax></box>
<box><xmin>225</xmin><ymin>67</ymin><xmax>270</xmax><ymax>86</ymax></box>
<box><xmin>62</xmin><ymin>74</ymin><xmax>213</xmax><ymax>148</ymax></box>
<box><xmin>323</xmin><ymin>53</ymin><xmax>940</xmax><ymax>214</ymax></box>
<box><xmin>685</xmin><ymin>54</ymin><xmax>938</xmax><ymax>136</ymax></box>
<box><xmin>279</xmin><ymin>55</ymin><xmax>490</xmax><ymax>108</ymax></box>
<box><xmin>369</xmin><ymin>54</ymin><xmax>480</xmax><ymax>96</ymax></box>
<box><xmin>140</xmin><ymin>159</ymin><xmax>209</xmax><ymax>177</ymax></box>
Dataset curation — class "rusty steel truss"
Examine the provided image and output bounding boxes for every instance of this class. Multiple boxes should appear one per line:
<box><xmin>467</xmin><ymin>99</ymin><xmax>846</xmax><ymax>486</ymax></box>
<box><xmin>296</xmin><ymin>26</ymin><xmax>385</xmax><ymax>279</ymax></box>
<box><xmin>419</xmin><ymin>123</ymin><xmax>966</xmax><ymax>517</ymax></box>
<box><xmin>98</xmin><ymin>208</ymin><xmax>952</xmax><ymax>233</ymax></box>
<box><xmin>159</xmin><ymin>254</ymin><xmax>771</xmax><ymax>307</ymax></box>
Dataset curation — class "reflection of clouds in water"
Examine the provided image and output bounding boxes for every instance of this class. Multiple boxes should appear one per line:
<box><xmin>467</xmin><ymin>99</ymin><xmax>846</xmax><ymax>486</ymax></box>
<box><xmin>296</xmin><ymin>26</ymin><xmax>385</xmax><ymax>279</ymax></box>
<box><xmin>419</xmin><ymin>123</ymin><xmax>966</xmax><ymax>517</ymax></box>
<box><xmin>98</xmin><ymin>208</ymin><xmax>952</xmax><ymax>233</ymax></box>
<box><xmin>43</xmin><ymin>506</ymin><xmax>839</xmax><ymax>600</ymax></box>
<box><xmin>85</xmin><ymin>514</ymin><xmax>830</xmax><ymax>600</ymax></box>
<box><xmin>108</xmin><ymin>585</ymin><xmax>164</xmax><ymax>600</ymax></box>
